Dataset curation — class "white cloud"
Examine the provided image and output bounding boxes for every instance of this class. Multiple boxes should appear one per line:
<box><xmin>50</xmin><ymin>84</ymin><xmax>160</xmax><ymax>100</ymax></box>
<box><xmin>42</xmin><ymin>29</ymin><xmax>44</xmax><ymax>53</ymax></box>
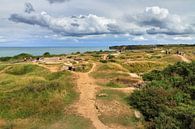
<box><xmin>0</xmin><ymin>36</ymin><xmax>8</xmax><ymax>43</ymax></box>
<box><xmin>9</xmin><ymin>12</ymin><xmax>119</xmax><ymax>36</ymax></box>
<box><xmin>173</xmin><ymin>36</ymin><xmax>193</xmax><ymax>40</ymax></box>
<box><xmin>9</xmin><ymin>4</ymin><xmax>195</xmax><ymax>38</ymax></box>
<box><xmin>132</xmin><ymin>36</ymin><xmax>147</xmax><ymax>41</ymax></box>
<box><xmin>133</xmin><ymin>6</ymin><xmax>194</xmax><ymax>35</ymax></box>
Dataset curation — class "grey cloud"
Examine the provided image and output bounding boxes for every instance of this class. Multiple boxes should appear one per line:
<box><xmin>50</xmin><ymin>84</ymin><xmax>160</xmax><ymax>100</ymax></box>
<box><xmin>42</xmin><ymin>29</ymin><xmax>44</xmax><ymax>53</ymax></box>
<box><xmin>9</xmin><ymin>5</ymin><xmax>195</xmax><ymax>37</ymax></box>
<box><xmin>146</xmin><ymin>27</ymin><xmax>194</xmax><ymax>35</ymax></box>
<box><xmin>134</xmin><ymin>6</ymin><xmax>194</xmax><ymax>35</ymax></box>
<box><xmin>47</xmin><ymin>0</ymin><xmax>70</xmax><ymax>4</ymax></box>
<box><xmin>9</xmin><ymin>12</ymin><xmax>120</xmax><ymax>36</ymax></box>
<box><xmin>71</xmin><ymin>23</ymin><xmax>79</xmax><ymax>27</ymax></box>
<box><xmin>25</xmin><ymin>2</ymin><xmax>35</xmax><ymax>14</ymax></box>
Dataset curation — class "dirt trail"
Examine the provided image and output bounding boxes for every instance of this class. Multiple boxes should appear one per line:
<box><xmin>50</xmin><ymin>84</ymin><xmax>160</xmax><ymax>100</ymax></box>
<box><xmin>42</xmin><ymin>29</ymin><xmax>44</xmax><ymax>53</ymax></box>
<box><xmin>102</xmin><ymin>87</ymin><xmax>136</xmax><ymax>94</ymax></box>
<box><xmin>75</xmin><ymin>63</ymin><xmax>110</xmax><ymax>129</ymax></box>
<box><xmin>0</xmin><ymin>66</ymin><xmax>11</xmax><ymax>74</ymax></box>
<box><xmin>103</xmin><ymin>54</ymin><xmax>108</xmax><ymax>60</ymax></box>
<box><xmin>177</xmin><ymin>55</ymin><xmax>191</xmax><ymax>63</ymax></box>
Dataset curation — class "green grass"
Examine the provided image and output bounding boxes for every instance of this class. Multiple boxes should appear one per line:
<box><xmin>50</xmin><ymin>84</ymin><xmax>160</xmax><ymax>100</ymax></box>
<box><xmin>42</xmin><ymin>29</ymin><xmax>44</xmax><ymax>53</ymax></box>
<box><xmin>0</xmin><ymin>64</ymin><xmax>9</xmax><ymax>71</ymax></box>
<box><xmin>0</xmin><ymin>64</ymin><xmax>79</xmax><ymax>128</ymax></box>
<box><xmin>96</xmin><ymin>63</ymin><xmax>127</xmax><ymax>72</ymax></box>
<box><xmin>96</xmin><ymin>89</ymin><xmax>144</xmax><ymax>128</ymax></box>
<box><xmin>1</xmin><ymin>114</ymin><xmax>95</xmax><ymax>129</ymax></box>
<box><xmin>75</xmin><ymin>63</ymin><xmax>93</xmax><ymax>72</ymax></box>
<box><xmin>62</xmin><ymin>114</ymin><xmax>95</xmax><ymax>129</ymax></box>
<box><xmin>104</xmin><ymin>81</ymin><xmax>126</xmax><ymax>88</ymax></box>
<box><xmin>5</xmin><ymin>64</ymin><xmax>47</xmax><ymax>75</ymax></box>
<box><xmin>91</xmin><ymin>63</ymin><xmax>131</xmax><ymax>88</ymax></box>
<box><xmin>99</xmin><ymin>114</ymin><xmax>139</xmax><ymax>127</ymax></box>
<box><xmin>160</xmin><ymin>55</ymin><xmax>183</xmax><ymax>63</ymax></box>
<box><xmin>96</xmin><ymin>89</ymin><xmax>129</xmax><ymax>104</ymax></box>
<box><xmin>92</xmin><ymin>71</ymin><xmax>129</xmax><ymax>79</ymax></box>
<box><xmin>122</xmin><ymin>61</ymin><xmax>167</xmax><ymax>73</ymax></box>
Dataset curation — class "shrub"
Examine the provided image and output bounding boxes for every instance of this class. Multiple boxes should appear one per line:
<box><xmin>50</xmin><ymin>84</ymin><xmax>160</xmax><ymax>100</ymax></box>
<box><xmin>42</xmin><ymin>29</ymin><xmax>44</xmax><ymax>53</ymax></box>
<box><xmin>100</xmin><ymin>60</ymin><xmax>107</xmax><ymax>63</ymax></box>
<box><xmin>129</xmin><ymin>62</ymin><xmax>195</xmax><ymax>129</ymax></box>
<box><xmin>43</xmin><ymin>52</ymin><xmax>51</xmax><ymax>57</ymax></box>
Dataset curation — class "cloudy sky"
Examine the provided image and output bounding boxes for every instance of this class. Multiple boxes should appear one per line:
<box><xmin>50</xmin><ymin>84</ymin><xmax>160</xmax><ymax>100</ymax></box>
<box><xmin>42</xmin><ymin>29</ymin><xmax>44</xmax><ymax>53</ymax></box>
<box><xmin>0</xmin><ymin>0</ymin><xmax>195</xmax><ymax>46</ymax></box>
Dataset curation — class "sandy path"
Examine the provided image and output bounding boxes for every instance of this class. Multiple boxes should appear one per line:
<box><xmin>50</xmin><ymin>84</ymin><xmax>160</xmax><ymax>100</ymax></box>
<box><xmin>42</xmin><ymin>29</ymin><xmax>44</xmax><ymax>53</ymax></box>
<box><xmin>103</xmin><ymin>54</ymin><xmax>108</xmax><ymax>60</ymax></box>
<box><xmin>176</xmin><ymin>55</ymin><xmax>191</xmax><ymax>63</ymax></box>
<box><xmin>101</xmin><ymin>87</ymin><xmax>136</xmax><ymax>94</ymax></box>
<box><xmin>75</xmin><ymin>63</ymin><xmax>110</xmax><ymax>129</ymax></box>
<box><xmin>0</xmin><ymin>66</ymin><xmax>11</xmax><ymax>74</ymax></box>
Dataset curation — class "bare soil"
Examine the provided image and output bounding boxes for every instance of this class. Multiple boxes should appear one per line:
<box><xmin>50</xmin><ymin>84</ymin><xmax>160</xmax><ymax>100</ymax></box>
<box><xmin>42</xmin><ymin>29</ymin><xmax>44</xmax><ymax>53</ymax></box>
<box><xmin>74</xmin><ymin>63</ymin><xmax>111</xmax><ymax>129</ymax></box>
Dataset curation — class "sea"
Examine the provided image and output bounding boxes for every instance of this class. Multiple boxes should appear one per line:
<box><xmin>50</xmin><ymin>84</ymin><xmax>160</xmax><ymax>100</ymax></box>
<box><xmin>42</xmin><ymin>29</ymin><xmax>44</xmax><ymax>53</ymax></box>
<box><xmin>0</xmin><ymin>46</ymin><xmax>109</xmax><ymax>57</ymax></box>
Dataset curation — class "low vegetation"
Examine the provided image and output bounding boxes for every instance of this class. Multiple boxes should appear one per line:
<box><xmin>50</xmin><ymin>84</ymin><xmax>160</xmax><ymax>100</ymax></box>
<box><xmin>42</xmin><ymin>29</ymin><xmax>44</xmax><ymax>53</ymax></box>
<box><xmin>0</xmin><ymin>45</ymin><xmax>195</xmax><ymax>129</ymax></box>
<box><xmin>129</xmin><ymin>62</ymin><xmax>195</xmax><ymax>129</ymax></box>
<box><xmin>91</xmin><ymin>63</ymin><xmax>134</xmax><ymax>88</ymax></box>
<box><xmin>0</xmin><ymin>64</ymin><xmax>94</xmax><ymax>129</ymax></box>
<box><xmin>97</xmin><ymin>90</ymin><xmax>144</xmax><ymax>128</ymax></box>
<box><xmin>122</xmin><ymin>61</ymin><xmax>167</xmax><ymax>73</ymax></box>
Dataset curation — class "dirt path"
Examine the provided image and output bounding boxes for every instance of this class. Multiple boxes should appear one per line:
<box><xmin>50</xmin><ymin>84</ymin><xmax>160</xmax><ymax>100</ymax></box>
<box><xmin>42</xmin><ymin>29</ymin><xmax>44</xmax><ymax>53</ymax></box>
<box><xmin>103</xmin><ymin>54</ymin><xmax>108</xmax><ymax>60</ymax></box>
<box><xmin>101</xmin><ymin>87</ymin><xmax>136</xmax><ymax>94</ymax></box>
<box><xmin>0</xmin><ymin>66</ymin><xmax>11</xmax><ymax>74</ymax></box>
<box><xmin>177</xmin><ymin>55</ymin><xmax>191</xmax><ymax>63</ymax></box>
<box><xmin>75</xmin><ymin>63</ymin><xmax>110</xmax><ymax>129</ymax></box>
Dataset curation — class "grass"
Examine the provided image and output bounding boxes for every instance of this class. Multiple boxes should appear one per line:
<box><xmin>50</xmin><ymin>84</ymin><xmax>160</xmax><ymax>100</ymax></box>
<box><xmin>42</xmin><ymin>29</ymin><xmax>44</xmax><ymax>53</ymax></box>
<box><xmin>96</xmin><ymin>89</ymin><xmax>144</xmax><ymax>128</ymax></box>
<box><xmin>104</xmin><ymin>81</ymin><xmax>126</xmax><ymax>88</ymax></box>
<box><xmin>0</xmin><ymin>63</ymin><xmax>80</xmax><ymax>128</ymax></box>
<box><xmin>99</xmin><ymin>114</ymin><xmax>139</xmax><ymax>127</ymax></box>
<box><xmin>160</xmin><ymin>55</ymin><xmax>183</xmax><ymax>63</ymax></box>
<box><xmin>96</xmin><ymin>89</ymin><xmax>129</xmax><ymax>102</ymax></box>
<box><xmin>62</xmin><ymin>114</ymin><xmax>95</xmax><ymax>129</ymax></box>
<box><xmin>96</xmin><ymin>63</ymin><xmax>127</xmax><ymax>72</ymax></box>
<box><xmin>92</xmin><ymin>71</ymin><xmax>129</xmax><ymax>79</ymax></box>
<box><xmin>0</xmin><ymin>65</ymin><xmax>8</xmax><ymax>71</ymax></box>
<box><xmin>75</xmin><ymin>63</ymin><xmax>93</xmax><ymax>72</ymax></box>
<box><xmin>91</xmin><ymin>63</ymin><xmax>140</xmax><ymax>88</ymax></box>
<box><xmin>1</xmin><ymin>114</ymin><xmax>95</xmax><ymax>129</ymax></box>
<box><xmin>122</xmin><ymin>61</ymin><xmax>167</xmax><ymax>73</ymax></box>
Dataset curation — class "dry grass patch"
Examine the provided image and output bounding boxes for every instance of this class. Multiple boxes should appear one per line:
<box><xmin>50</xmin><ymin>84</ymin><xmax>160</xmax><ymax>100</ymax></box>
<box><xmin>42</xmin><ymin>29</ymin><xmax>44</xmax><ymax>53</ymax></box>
<box><xmin>96</xmin><ymin>90</ymin><xmax>144</xmax><ymax>129</ymax></box>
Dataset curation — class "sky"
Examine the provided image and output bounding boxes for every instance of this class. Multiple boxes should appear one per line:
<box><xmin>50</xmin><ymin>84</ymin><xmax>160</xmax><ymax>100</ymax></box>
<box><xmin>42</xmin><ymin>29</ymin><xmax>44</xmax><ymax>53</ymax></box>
<box><xmin>0</xmin><ymin>0</ymin><xmax>195</xmax><ymax>47</ymax></box>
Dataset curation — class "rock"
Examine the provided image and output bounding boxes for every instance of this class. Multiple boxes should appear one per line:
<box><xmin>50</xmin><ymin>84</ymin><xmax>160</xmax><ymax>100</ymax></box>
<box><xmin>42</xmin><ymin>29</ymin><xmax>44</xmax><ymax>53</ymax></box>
<box><xmin>134</xmin><ymin>110</ymin><xmax>142</xmax><ymax>119</ymax></box>
<box><xmin>97</xmin><ymin>93</ymin><xmax>108</xmax><ymax>97</ymax></box>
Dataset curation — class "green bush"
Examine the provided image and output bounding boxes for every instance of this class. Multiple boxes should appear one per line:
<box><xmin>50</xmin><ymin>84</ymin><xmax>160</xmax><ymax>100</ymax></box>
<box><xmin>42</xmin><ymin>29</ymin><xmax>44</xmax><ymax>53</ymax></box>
<box><xmin>100</xmin><ymin>60</ymin><xmax>107</xmax><ymax>63</ymax></box>
<box><xmin>43</xmin><ymin>52</ymin><xmax>51</xmax><ymax>57</ymax></box>
<box><xmin>129</xmin><ymin>62</ymin><xmax>195</xmax><ymax>129</ymax></box>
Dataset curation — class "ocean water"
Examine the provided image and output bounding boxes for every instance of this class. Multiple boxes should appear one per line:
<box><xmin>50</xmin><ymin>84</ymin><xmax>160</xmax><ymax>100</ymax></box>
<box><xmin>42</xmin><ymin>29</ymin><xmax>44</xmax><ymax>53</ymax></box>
<box><xmin>0</xmin><ymin>46</ymin><xmax>109</xmax><ymax>57</ymax></box>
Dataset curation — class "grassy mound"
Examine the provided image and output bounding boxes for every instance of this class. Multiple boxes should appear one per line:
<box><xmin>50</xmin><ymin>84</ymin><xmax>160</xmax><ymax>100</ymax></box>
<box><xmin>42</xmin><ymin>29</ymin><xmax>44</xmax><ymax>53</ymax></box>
<box><xmin>97</xmin><ymin>89</ymin><xmax>144</xmax><ymax>128</ymax></box>
<box><xmin>91</xmin><ymin>63</ymin><xmax>132</xmax><ymax>88</ymax></box>
<box><xmin>0</xmin><ymin>64</ymin><xmax>80</xmax><ymax>128</ymax></box>
<box><xmin>122</xmin><ymin>61</ymin><xmax>167</xmax><ymax>73</ymax></box>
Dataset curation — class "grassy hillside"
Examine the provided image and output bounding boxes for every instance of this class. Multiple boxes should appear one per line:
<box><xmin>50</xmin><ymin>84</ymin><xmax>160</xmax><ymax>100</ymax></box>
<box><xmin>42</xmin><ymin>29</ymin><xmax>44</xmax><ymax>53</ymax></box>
<box><xmin>0</xmin><ymin>64</ymin><xmax>94</xmax><ymax>129</ymax></box>
<box><xmin>91</xmin><ymin>63</ymin><xmax>141</xmax><ymax>88</ymax></box>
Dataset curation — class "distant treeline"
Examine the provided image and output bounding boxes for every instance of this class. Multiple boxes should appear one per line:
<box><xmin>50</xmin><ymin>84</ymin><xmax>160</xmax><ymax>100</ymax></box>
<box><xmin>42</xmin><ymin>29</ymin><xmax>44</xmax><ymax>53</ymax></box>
<box><xmin>109</xmin><ymin>44</ymin><xmax>195</xmax><ymax>50</ymax></box>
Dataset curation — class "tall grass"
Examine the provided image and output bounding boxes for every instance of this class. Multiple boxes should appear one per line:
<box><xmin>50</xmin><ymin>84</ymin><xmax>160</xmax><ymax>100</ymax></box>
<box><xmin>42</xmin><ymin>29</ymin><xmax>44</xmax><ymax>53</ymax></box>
<box><xmin>0</xmin><ymin>64</ymin><xmax>77</xmax><ymax>126</ymax></box>
<box><xmin>122</xmin><ymin>62</ymin><xmax>167</xmax><ymax>73</ymax></box>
